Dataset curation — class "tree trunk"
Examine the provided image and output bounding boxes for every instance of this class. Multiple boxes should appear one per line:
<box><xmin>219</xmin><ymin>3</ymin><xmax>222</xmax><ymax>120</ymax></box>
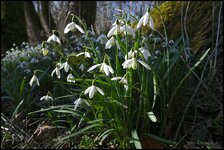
<box><xmin>39</xmin><ymin>1</ymin><xmax>56</xmax><ymax>37</ymax></box>
<box><xmin>23</xmin><ymin>1</ymin><xmax>43</xmax><ymax>45</ymax></box>
<box><xmin>1</xmin><ymin>1</ymin><xmax>27</xmax><ymax>52</ymax></box>
<box><xmin>72</xmin><ymin>1</ymin><xmax>96</xmax><ymax>27</ymax></box>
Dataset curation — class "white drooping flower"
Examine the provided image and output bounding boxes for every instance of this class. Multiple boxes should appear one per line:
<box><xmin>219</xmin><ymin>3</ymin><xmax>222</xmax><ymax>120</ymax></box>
<box><xmin>138</xmin><ymin>47</ymin><xmax>151</xmax><ymax>61</ymax></box>
<box><xmin>87</xmin><ymin>62</ymin><xmax>114</xmax><ymax>76</ymax></box>
<box><xmin>74</xmin><ymin>98</ymin><xmax>90</xmax><ymax>110</ymax></box>
<box><xmin>122</xmin><ymin>58</ymin><xmax>151</xmax><ymax>70</ymax></box>
<box><xmin>121</xmin><ymin>24</ymin><xmax>137</xmax><ymax>37</ymax></box>
<box><xmin>64</xmin><ymin>22</ymin><xmax>85</xmax><ymax>34</ymax></box>
<box><xmin>47</xmin><ymin>34</ymin><xmax>61</xmax><ymax>45</ymax></box>
<box><xmin>84</xmin><ymin>85</ymin><xmax>104</xmax><ymax>99</ymax></box>
<box><xmin>29</xmin><ymin>74</ymin><xmax>40</xmax><ymax>87</ymax></box>
<box><xmin>105</xmin><ymin>37</ymin><xmax>115</xmax><ymax>49</ymax></box>
<box><xmin>67</xmin><ymin>73</ymin><xmax>75</xmax><ymax>83</ymax></box>
<box><xmin>125</xmin><ymin>50</ymin><xmax>138</xmax><ymax>60</ymax></box>
<box><xmin>107</xmin><ymin>22</ymin><xmax>121</xmax><ymax>37</ymax></box>
<box><xmin>51</xmin><ymin>63</ymin><xmax>63</xmax><ymax>79</ymax></box>
<box><xmin>137</xmin><ymin>11</ymin><xmax>154</xmax><ymax>30</ymax></box>
<box><xmin>76</xmin><ymin>52</ymin><xmax>91</xmax><ymax>58</ymax></box>
<box><xmin>63</xmin><ymin>61</ymin><xmax>71</xmax><ymax>73</ymax></box>
<box><xmin>111</xmin><ymin>76</ymin><xmax>128</xmax><ymax>91</ymax></box>
<box><xmin>40</xmin><ymin>95</ymin><xmax>53</xmax><ymax>101</ymax></box>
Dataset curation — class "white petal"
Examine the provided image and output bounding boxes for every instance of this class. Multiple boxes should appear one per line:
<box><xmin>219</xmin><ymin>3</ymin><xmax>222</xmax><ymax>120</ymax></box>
<box><xmin>96</xmin><ymin>87</ymin><xmax>104</xmax><ymax>96</ymax></box>
<box><xmin>149</xmin><ymin>16</ymin><xmax>155</xmax><ymax>30</ymax></box>
<box><xmin>89</xmin><ymin>86</ymin><xmax>96</xmax><ymax>99</ymax></box>
<box><xmin>122</xmin><ymin>59</ymin><xmax>133</xmax><ymax>69</ymax></box>
<box><xmin>105</xmin><ymin>37</ymin><xmax>115</xmax><ymax>49</ymax></box>
<box><xmin>67</xmin><ymin>73</ymin><xmax>75</xmax><ymax>83</ymax></box>
<box><xmin>147</xmin><ymin>112</ymin><xmax>157</xmax><ymax>122</ymax></box>
<box><xmin>138</xmin><ymin>60</ymin><xmax>151</xmax><ymax>70</ymax></box>
<box><xmin>108</xmin><ymin>65</ymin><xmax>114</xmax><ymax>74</ymax></box>
<box><xmin>139</xmin><ymin>47</ymin><xmax>151</xmax><ymax>60</ymax></box>
<box><xmin>84</xmin><ymin>86</ymin><xmax>92</xmax><ymax>95</ymax></box>
<box><xmin>47</xmin><ymin>34</ymin><xmax>61</xmax><ymax>44</ymax></box>
<box><xmin>40</xmin><ymin>96</ymin><xmax>46</xmax><ymax>101</ymax></box>
<box><xmin>56</xmin><ymin>68</ymin><xmax>61</xmax><ymax>78</ymax></box>
<box><xmin>76</xmin><ymin>52</ymin><xmax>85</xmax><ymax>57</ymax></box>
<box><xmin>131</xmin><ymin>58</ymin><xmax>137</xmax><ymax>69</ymax></box>
<box><xmin>111</xmin><ymin>77</ymin><xmax>122</xmax><ymax>81</ymax></box>
<box><xmin>64</xmin><ymin>62</ymin><xmax>69</xmax><ymax>72</ymax></box>
<box><xmin>87</xmin><ymin>64</ymin><xmax>101</xmax><ymax>72</ymax></box>
<box><xmin>107</xmin><ymin>25</ymin><xmax>117</xmax><ymax>37</ymax></box>
<box><xmin>84</xmin><ymin>52</ymin><xmax>91</xmax><ymax>58</ymax></box>
<box><xmin>137</xmin><ymin>16</ymin><xmax>144</xmax><ymax>29</ymax></box>
<box><xmin>51</xmin><ymin>69</ymin><xmax>56</xmax><ymax>77</ymax></box>
<box><xmin>36</xmin><ymin>76</ymin><xmax>40</xmax><ymax>86</ymax></box>
<box><xmin>143</xmin><ymin>12</ymin><xmax>149</xmax><ymax>26</ymax></box>
<box><xmin>29</xmin><ymin>76</ymin><xmax>35</xmax><ymax>87</ymax></box>
<box><xmin>74</xmin><ymin>24</ymin><xmax>85</xmax><ymax>34</ymax></box>
<box><xmin>124</xmin><ymin>85</ymin><xmax>128</xmax><ymax>91</ymax></box>
<box><xmin>64</xmin><ymin>22</ymin><xmax>76</xmax><ymax>33</ymax></box>
<box><xmin>48</xmin><ymin>96</ymin><xmax>53</xmax><ymax>101</ymax></box>
<box><xmin>74</xmin><ymin>98</ymin><xmax>82</xmax><ymax>110</ymax></box>
<box><xmin>102</xmin><ymin>64</ymin><xmax>109</xmax><ymax>76</ymax></box>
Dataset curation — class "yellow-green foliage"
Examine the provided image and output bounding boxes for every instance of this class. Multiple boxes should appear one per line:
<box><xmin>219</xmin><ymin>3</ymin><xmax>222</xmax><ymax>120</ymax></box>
<box><xmin>151</xmin><ymin>1</ymin><xmax>221</xmax><ymax>54</ymax></box>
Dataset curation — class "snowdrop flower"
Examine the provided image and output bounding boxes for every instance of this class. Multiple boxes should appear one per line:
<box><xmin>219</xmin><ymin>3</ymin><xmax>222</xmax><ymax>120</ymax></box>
<box><xmin>63</xmin><ymin>61</ymin><xmax>71</xmax><ymax>72</ymax></box>
<box><xmin>40</xmin><ymin>95</ymin><xmax>53</xmax><ymax>101</ymax></box>
<box><xmin>138</xmin><ymin>47</ymin><xmax>151</xmax><ymax>61</ymax></box>
<box><xmin>111</xmin><ymin>76</ymin><xmax>128</xmax><ymax>91</ymax></box>
<box><xmin>64</xmin><ymin>22</ymin><xmax>85</xmax><ymax>34</ymax></box>
<box><xmin>107</xmin><ymin>20</ymin><xmax>121</xmax><ymax>37</ymax></box>
<box><xmin>125</xmin><ymin>50</ymin><xmax>138</xmax><ymax>60</ymax></box>
<box><xmin>122</xmin><ymin>58</ymin><xmax>151</xmax><ymax>70</ymax></box>
<box><xmin>137</xmin><ymin>10</ymin><xmax>154</xmax><ymax>30</ymax></box>
<box><xmin>121</xmin><ymin>24</ymin><xmax>136</xmax><ymax>37</ymax></box>
<box><xmin>29</xmin><ymin>74</ymin><xmax>40</xmax><ymax>87</ymax></box>
<box><xmin>51</xmin><ymin>63</ymin><xmax>63</xmax><ymax>79</ymax></box>
<box><xmin>87</xmin><ymin>62</ymin><xmax>114</xmax><ymax>76</ymax></box>
<box><xmin>84</xmin><ymin>85</ymin><xmax>104</xmax><ymax>99</ymax></box>
<box><xmin>105</xmin><ymin>37</ymin><xmax>115</xmax><ymax>49</ymax></box>
<box><xmin>47</xmin><ymin>34</ymin><xmax>61</xmax><ymax>45</ymax></box>
<box><xmin>74</xmin><ymin>98</ymin><xmax>90</xmax><ymax>110</ymax></box>
<box><xmin>41</xmin><ymin>48</ymin><xmax>49</xmax><ymax>56</ymax></box>
<box><xmin>76</xmin><ymin>52</ymin><xmax>91</xmax><ymax>58</ymax></box>
<box><xmin>67</xmin><ymin>73</ymin><xmax>75</xmax><ymax>83</ymax></box>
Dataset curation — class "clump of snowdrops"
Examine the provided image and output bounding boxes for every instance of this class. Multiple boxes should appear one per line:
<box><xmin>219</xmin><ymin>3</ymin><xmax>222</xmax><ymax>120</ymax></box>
<box><xmin>28</xmin><ymin>7</ymin><xmax>210</xmax><ymax>149</ymax></box>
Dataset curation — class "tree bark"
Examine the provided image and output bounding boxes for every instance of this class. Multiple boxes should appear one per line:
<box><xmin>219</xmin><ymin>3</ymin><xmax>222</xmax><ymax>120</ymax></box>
<box><xmin>23</xmin><ymin>1</ymin><xmax>43</xmax><ymax>45</ymax></box>
<box><xmin>39</xmin><ymin>1</ymin><xmax>56</xmax><ymax>37</ymax></box>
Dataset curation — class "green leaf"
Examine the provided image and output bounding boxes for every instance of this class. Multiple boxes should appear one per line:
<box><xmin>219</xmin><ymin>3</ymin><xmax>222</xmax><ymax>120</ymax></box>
<box><xmin>59</xmin><ymin>123</ymin><xmax>103</xmax><ymax>141</ymax></box>
<box><xmin>131</xmin><ymin>130</ymin><xmax>142</xmax><ymax>149</ymax></box>
<box><xmin>19</xmin><ymin>77</ymin><xmax>25</xmax><ymax>97</ymax></box>
<box><xmin>11</xmin><ymin>99</ymin><xmax>24</xmax><ymax>119</ymax></box>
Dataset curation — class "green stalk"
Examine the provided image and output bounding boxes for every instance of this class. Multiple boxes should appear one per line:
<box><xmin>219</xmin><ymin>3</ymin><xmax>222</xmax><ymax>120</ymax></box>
<box><xmin>135</xmin><ymin>67</ymin><xmax>146</xmax><ymax>131</ymax></box>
